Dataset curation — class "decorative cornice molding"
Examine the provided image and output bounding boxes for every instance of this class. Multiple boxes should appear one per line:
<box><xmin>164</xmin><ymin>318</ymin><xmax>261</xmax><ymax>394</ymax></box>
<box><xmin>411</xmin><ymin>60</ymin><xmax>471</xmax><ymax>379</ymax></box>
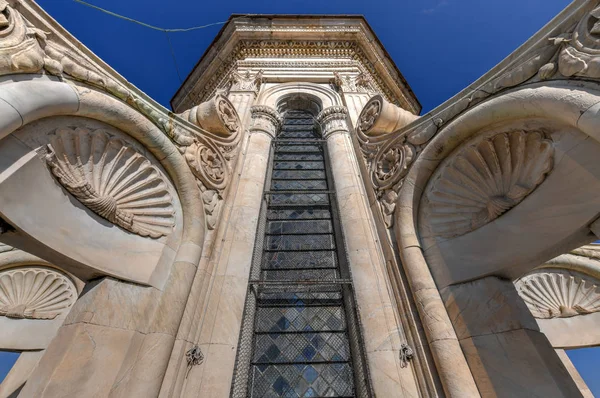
<box><xmin>174</xmin><ymin>39</ymin><xmax>413</xmax><ymax>112</ymax></box>
<box><xmin>46</xmin><ymin>127</ymin><xmax>176</xmax><ymax>238</ymax></box>
<box><xmin>0</xmin><ymin>266</ymin><xmax>77</xmax><ymax>320</ymax></box>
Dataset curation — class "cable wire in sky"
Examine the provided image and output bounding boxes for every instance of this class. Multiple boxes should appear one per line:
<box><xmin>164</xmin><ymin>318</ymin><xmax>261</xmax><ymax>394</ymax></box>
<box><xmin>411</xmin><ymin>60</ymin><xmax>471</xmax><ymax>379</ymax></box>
<box><xmin>73</xmin><ymin>0</ymin><xmax>230</xmax><ymax>32</ymax></box>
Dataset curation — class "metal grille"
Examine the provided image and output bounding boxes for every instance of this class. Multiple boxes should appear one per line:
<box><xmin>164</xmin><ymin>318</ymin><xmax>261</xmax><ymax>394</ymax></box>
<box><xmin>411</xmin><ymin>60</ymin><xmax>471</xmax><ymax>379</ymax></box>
<box><xmin>232</xmin><ymin>109</ymin><xmax>371</xmax><ymax>398</ymax></box>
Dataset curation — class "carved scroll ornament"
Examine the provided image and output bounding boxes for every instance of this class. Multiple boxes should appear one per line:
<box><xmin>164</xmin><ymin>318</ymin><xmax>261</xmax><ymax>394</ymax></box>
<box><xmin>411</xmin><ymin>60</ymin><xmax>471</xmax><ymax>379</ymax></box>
<box><xmin>516</xmin><ymin>270</ymin><xmax>600</xmax><ymax>319</ymax></box>
<box><xmin>0</xmin><ymin>267</ymin><xmax>77</xmax><ymax>320</ymax></box>
<box><xmin>181</xmin><ymin>93</ymin><xmax>241</xmax><ymax>137</ymax></box>
<box><xmin>46</xmin><ymin>127</ymin><xmax>176</xmax><ymax>238</ymax></box>
<box><xmin>425</xmin><ymin>130</ymin><xmax>554</xmax><ymax>238</ymax></box>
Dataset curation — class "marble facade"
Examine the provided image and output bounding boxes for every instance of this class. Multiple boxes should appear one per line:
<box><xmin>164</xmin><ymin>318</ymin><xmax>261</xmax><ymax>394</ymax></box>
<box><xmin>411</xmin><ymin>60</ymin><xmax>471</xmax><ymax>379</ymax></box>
<box><xmin>0</xmin><ymin>0</ymin><xmax>599</xmax><ymax>397</ymax></box>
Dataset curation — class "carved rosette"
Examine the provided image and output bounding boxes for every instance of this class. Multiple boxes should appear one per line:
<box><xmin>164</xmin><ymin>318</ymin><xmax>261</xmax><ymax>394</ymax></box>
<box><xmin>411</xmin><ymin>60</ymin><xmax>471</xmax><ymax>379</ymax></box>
<box><xmin>516</xmin><ymin>270</ymin><xmax>600</xmax><ymax>319</ymax></box>
<box><xmin>183</xmin><ymin>139</ymin><xmax>228</xmax><ymax>191</ymax></box>
<box><xmin>316</xmin><ymin>106</ymin><xmax>348</xmax><ymax>138</ymax></box>
<box><xmin>249</xmin><ymin>106</ymin><xmax>283</xmax><ymax>138</ymax></box>
<box><xmin>46</xmin><ymin>127</ymin><xmax>176</xmax><ymax>238</ymax></box>
<box><xmin>0</xmin><ymin>267</ymin><xmax>77</xmax><ymax>320</ymax></box>
<box><xmin>426</xmin><ymin>130</ymin><xmax>554</xmax><ymax>238</ymax></box>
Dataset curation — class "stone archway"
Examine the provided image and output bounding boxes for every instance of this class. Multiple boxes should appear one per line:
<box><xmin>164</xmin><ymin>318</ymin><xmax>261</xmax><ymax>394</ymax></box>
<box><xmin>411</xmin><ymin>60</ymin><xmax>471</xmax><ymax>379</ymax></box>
<box><xmin>395</xmin><ymin>81</ymin><xmax>600</xmax><ymax>397</ymax></box>
<box><xmin>0</xmin><ymin>78</ymin><xmax>207</xmax><ymax>397</ymax></box>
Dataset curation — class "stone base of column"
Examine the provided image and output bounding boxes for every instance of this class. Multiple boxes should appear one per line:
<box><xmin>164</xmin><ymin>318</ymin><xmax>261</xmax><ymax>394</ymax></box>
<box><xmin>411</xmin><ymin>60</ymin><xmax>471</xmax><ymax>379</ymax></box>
<box><xmin>441</xmin><ymin>276</ymin><xmax>582</xmax><ymax>397</ymax></box>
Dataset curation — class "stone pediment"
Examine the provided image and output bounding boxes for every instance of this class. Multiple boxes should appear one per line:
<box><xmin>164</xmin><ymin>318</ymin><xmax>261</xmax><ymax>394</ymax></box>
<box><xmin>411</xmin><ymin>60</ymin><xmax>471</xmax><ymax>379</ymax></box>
<box><xmin>170</xmin><ymin>15</ymin><xmax>421</xmax><ymax>114</ymax></box>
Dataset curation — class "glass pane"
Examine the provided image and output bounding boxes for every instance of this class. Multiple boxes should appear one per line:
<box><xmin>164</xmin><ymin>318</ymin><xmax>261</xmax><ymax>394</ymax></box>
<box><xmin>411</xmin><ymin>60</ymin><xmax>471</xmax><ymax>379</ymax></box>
<box><xmin>251</xmin><ymin>363</ymin><xmax>354</xmax><ymax>398</ymax></box>
<box><xmin>271</xmin><ymin>179</ymin><xmax>328</xmax><ymax>191</ymax></box>
<box><xmin>263</xmin><ymin>251</ymin><xmax>337</xmax><ymax>270</ymax></box>
<box><xmin>267</xmin><ymin>208</ymin><xmax>332</xmax><ymax>220</ymax></box>
<box><xmin>267</xmin><ymin>220</ymin><xmax>333</xmax><ymax>235</ymax></box>
<box><xmin>265</xmin><ymin>234</ymin><xmax>335</xmax><ymax>251</ymax></box>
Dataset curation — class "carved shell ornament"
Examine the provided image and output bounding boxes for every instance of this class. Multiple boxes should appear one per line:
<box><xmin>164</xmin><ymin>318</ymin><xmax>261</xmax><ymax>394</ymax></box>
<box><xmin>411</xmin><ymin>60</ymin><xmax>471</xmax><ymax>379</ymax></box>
<box><xmin>516</xmin><ymin>271</ymin><xmax>600</xmax><ymax>319</ymax></box>
<box><xmin>0</xmin><ymin>267</ymin><xmax>77</xmax><ymax>320</ymax></box>
<box><xmin>426</xmin><ymin>131</ymin><xmax>554</xmax><ymax>238</ymax></box>
<box><xmin>46</xmin><ymin>127</ymin><xmax>176</xmax><ymax>238</ymax></box>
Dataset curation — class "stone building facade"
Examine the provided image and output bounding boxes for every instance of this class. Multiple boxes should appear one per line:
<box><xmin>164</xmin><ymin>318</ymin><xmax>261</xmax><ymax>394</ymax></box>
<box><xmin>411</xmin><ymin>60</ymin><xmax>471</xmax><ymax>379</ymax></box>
<box><xmin>0</xmin><ymin>0</ymin><xmax>599</xmax><ymax>397</ymax></box>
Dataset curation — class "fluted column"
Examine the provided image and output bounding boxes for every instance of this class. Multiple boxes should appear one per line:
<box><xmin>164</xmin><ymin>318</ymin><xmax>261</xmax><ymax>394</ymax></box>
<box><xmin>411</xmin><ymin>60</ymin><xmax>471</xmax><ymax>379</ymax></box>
<box><xmin>183</xmin><ymin>105</ymin><xmax>282</xmax><ymax>397</ymax></box>
<box><xmin>317</xmin><ymin>106</ymin><xmax>420</xmax><ymax>396</ymax></box>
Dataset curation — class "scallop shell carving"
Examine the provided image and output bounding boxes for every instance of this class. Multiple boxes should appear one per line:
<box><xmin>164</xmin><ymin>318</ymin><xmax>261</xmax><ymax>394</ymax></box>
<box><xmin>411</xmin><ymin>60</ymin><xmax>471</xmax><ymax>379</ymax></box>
<box><xmin>427</xmin><ymin>130</ymin><xmax>553</xmax><ymax>238</ymax></box>
<box><xmin>516</xmin><ymin>271</ymin><xmax>600</xmax><ymax>319</ymax></box>
<box><xmin>46</xmin><ymin>127</ymin><xmax>175</xmax><ymax>238</ymax></box>
<box><xmin>0</xmin><ymin>267</ymin><xmax>77</xmax><ymax>320</ymax></box>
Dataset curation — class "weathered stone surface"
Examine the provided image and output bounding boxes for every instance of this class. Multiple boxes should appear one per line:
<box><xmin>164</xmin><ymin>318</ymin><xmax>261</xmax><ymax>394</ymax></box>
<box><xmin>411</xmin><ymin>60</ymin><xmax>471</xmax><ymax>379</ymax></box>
<box><xmin>460</xmin><ymin>329</ymin><xmax>581</xmax><ymax>398</ymax></box>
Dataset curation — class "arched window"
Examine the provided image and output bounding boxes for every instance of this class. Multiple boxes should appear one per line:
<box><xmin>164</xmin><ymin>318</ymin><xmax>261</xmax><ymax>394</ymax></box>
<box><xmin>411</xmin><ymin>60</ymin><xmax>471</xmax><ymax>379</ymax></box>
<box><xmin>232</xmin><ymin>103</ymin><xmax>371</xmax><ymax>397</ymax></box>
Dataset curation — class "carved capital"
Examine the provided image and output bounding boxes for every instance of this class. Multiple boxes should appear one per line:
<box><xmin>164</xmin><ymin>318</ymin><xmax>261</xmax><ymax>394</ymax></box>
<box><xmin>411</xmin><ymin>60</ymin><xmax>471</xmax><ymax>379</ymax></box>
<box><xmin>332</xmin><ymin>71</ymin><xmax>375</xmax><ymax>94</ymax></box>
<box><xmin>180</xmin><ymin>93</ymin><xmax>240</xmax><ymax>137</ymax></box>
<box><xmin>229</xmin><ymin>69</ymin><xmax>264</xmax><ymax>95</ymax></box>
<box><xmin>249</xmin><ymin>105</ymin><xmax>283</xmax><ymax>138</ymax></box>
<box><xmin>316</xmin><ymin>106</ymin><xmax>349</xmax><ymax>138</ymax></box>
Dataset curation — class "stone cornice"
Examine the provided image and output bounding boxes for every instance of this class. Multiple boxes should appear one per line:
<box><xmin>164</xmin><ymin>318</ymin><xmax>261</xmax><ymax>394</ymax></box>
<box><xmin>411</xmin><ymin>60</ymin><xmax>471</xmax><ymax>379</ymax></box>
<box><xmin>170</xmin><ymin>16</ymin><xmax>421</xmax><ymax>114</ymax></box>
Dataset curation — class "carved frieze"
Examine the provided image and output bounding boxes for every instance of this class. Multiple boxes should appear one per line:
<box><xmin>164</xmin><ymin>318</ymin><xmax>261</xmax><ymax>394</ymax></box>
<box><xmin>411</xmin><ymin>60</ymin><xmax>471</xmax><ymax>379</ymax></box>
<box><xmin>425</xmin><ymin>131</ymin><xmax>554</xmax><ymax>238</ymax></box>
<box><xmin>516</xmin><ymin>270</ymin><xmax>600</xmax><ymax>319</ymax></box>
<box><xmin>0</xmin><ymin>267</ymin><xmax>77</xmax><ymax>320</ymax></box>
<box><xmin>46</xmin><ymin>127</ymin><xmax>176</xmax><ymax>238</ymax></box>
<box><xmin>179</xmin><ymin>40</ymin><xmax>409</xmax><ymax>110</ymax></box>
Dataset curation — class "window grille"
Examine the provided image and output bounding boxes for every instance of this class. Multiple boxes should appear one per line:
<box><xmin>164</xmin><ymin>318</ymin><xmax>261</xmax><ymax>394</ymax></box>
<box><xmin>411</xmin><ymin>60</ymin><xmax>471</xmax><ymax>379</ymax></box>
<box><xmin>231</xmin><ymin>109</ymin><xmax>371</xmax><ymax>398</ymax></box>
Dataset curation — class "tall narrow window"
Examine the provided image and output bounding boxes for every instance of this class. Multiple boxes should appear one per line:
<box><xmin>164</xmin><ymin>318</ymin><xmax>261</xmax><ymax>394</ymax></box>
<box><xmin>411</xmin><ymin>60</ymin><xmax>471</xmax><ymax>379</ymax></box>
<box><xmin>232</xmin><ymin>108</ymin><xmax>370</xmax><ymax>397</ymax></box>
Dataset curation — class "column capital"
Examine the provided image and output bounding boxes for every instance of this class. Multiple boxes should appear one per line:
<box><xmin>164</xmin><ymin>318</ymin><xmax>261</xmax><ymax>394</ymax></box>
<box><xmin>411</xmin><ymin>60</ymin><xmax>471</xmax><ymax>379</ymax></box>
<box><xmin>316</xmin><ymin>106</ymin><xmax>349</xmax><ymax>138</ymax></box>
<box><xmin>249</xmin><ymin>105</ymin><xmax>283</xmax><ymax>138</ymax></box>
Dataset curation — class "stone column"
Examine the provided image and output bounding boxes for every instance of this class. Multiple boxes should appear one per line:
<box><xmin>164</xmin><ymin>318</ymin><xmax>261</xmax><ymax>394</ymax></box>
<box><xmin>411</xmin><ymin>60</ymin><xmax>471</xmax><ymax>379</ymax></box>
<box><xmin>183</xmin><ymin>106</ymin><xmax>282</xmax><ymax>396</ymax></box>
<box><xmin>226</xmin><ymin>70</ymin><xmax>263</xmax><ymax>126</ymax></box>
<box><xmin>441</xmin><ymin>276</ymin><xmax>582</xmax><ymax>397</ymax></box>
<box><xmin>317</xmin><ymin>106</ymin><xmax>420</xmax><ymax>396</ymax></box>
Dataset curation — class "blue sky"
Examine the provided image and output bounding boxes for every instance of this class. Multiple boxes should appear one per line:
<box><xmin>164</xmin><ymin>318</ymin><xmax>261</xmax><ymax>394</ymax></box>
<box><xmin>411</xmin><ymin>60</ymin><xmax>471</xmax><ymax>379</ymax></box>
<box><xmin>2</xmin><ymin>0</ymin><xmax>600</xmax><ymax>394</ymax></box>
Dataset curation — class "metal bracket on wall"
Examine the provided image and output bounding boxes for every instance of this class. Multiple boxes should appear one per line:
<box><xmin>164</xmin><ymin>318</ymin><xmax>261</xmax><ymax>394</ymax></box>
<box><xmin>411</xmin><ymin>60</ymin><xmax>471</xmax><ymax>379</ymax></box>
<box><xmin>399</xmin><ymin>343</ymin><xmax>414</xmax><ymax>368</ymax></box>
<box><xmin>185</xmin><ymin>345</ymin><xmax>205</xmax><ymax>378</ymax></box>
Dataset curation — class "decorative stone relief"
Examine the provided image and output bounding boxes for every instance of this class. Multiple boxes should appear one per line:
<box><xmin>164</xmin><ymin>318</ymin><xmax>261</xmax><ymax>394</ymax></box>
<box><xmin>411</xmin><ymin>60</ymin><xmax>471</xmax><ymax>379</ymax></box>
<box><xmin>332</xmin><ymin>71</ymin><xmax>375</xmax><ymax>94</ymax></box>
<box><xmin>46</xmin><ymin>127</ymin><xmax>176</xmax><ymax>238</ymax></box>
<box><xmin>355</xmin><ymin>96</ymin><xmax>420</xmax><ymax>228</ymax></box>
<box><xmin>180</xmin><ymin>93</ymin><xmax>240</xmax><ymax>137</ymax></box>
<box><xmin>557</xmin><ymin>5</ymin><xmax>600</xmax><ymax>78</ymax></box>
<box><xmin>426</xmin><ymin>131</ymin><xmax>554</xmax><ymax>238</ymax></box>
<box><xmin>179</xmin><ymin>39</ymin><xmax>410</xmax><ymax>110</ymax></box>
<box><xmin>249</xmin><ymin>105</ymin><xmax>283</xmax><ymax>138</ymax></box>
<box><xmin>316</xmin><ymin>106</ymin><xmax>348</xmax><ymax>137</ymax></box>
<box><xmin>229</xmin><ymin>69</ymin><xmax>263</xmax><ymax>95</ymax></box>
<box><xmin>352</xmin><ymin>4</ymin><xmax>600</xmax><ymax>232</ymax></box>
<box><xmin>516</xmin><ymin>270</ymin><xmax>600</xmax><ymax>319</ymax></box>
<box><xmin>0</xmin><ymin>267</ymin><xmax>77</xmax><ymax>320</ymax></box>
